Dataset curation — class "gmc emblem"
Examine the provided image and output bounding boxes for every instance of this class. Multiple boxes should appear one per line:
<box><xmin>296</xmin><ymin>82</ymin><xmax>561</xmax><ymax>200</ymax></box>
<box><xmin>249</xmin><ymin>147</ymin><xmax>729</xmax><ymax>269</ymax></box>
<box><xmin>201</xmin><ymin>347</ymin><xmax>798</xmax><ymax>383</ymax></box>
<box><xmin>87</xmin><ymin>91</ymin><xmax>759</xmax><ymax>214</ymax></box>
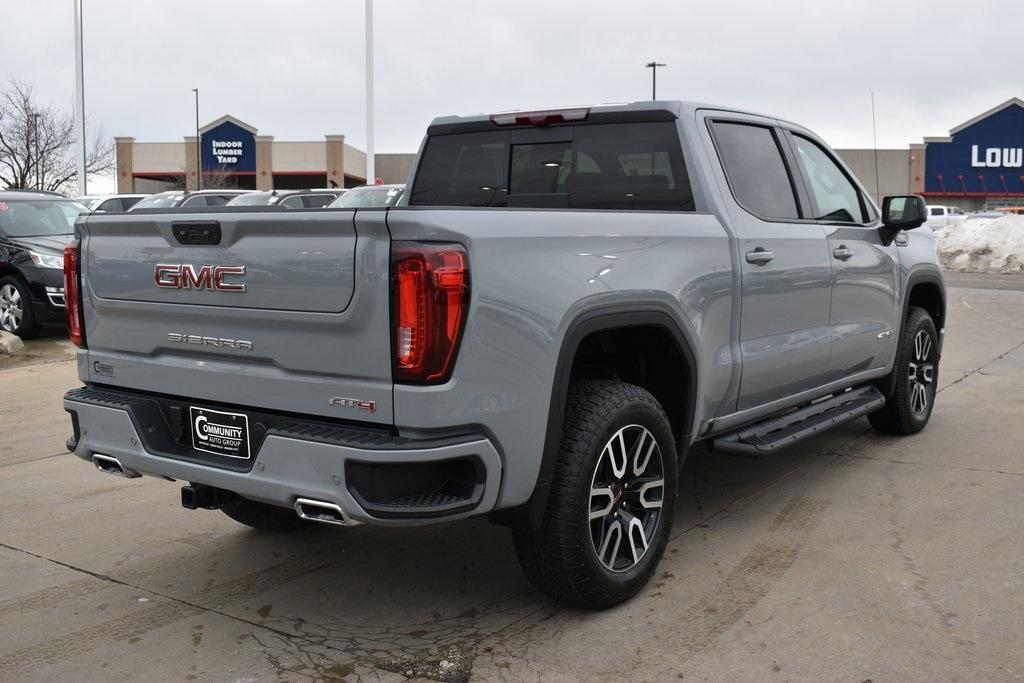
<box><xmin>154</xmin><ymin>264</ymin><xmax>246</xmax><ymax>292</ymax></box>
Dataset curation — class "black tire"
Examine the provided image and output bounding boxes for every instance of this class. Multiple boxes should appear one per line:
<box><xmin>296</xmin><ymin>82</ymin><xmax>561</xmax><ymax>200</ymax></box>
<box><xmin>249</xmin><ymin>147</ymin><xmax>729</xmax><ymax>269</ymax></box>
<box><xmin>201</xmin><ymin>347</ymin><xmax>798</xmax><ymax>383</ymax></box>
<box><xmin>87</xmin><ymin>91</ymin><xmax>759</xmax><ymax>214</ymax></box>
<box><xmin>513</xmin><ymin>380</ymin><xmax>677</xmax><ymax>609</ymax></box>
<box><xmin>869</xmin><ymin>306</ymin><xmax>939</xmax><ymax>435</ymax></box>
<box><xmin>0</xmin><ymin>275</ymin><xmax>40</xmax><ymax>339</ymax></box>
<box><xmin>221</xmin><ymin>496</ymin><xmax>308</xmax><ymax>532</ymax></box>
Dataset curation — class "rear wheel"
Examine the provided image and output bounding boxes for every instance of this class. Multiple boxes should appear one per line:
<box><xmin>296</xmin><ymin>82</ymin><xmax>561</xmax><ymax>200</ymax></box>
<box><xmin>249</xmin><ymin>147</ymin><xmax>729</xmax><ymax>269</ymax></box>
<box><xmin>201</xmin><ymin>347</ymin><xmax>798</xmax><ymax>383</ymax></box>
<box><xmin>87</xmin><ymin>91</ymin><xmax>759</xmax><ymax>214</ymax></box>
<box><xmin>221</xmin><ymin>497</ymin><xmax>307</xmax><ymax>532</ymax></box>
<box><xmin>513</xmin><ymin>380</ymin><xmax>677</xmax><ymax>609</ymax></box>
<box><xmin>0</xmin><ymin>276</ymin><xmax>40</xmax><ymax>339</ymax></box>
<box><xmin>869</xmin><ymin>306</ymin><xmax>939</xmax><ymax>435</ymax></box>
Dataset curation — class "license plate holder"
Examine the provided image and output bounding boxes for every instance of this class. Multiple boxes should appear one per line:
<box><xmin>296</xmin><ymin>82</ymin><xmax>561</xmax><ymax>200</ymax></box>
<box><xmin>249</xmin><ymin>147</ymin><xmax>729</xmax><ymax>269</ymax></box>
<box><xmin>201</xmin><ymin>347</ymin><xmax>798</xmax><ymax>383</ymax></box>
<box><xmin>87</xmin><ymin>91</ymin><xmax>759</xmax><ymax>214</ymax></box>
<box><xmin>189</xmin><ymin>406</ymin><xmax>250</xmax><ymax>459</ymax></box>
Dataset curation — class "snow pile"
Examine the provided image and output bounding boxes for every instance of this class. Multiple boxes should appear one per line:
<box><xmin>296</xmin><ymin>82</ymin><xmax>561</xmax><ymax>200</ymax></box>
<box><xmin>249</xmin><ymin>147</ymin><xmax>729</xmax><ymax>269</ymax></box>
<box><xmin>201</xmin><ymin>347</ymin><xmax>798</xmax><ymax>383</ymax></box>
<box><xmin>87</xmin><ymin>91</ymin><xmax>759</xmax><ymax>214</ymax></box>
<box><xmin>934</xmin><ymin>214</ymin><xmax>1024</xmax><ymax>273</ymax></box>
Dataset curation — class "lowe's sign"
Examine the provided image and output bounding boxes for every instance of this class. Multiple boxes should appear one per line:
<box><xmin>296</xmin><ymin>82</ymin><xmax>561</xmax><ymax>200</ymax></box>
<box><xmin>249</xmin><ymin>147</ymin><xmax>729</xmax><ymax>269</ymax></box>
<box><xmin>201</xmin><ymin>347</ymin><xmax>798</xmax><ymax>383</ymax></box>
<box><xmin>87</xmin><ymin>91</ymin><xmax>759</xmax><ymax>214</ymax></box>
<box><xmin>201</xmin><ymin>120</ymin><xmax>255</xmax><ymax>173</ymax></box>
<box><xmin>925</xmin><ymin>99</ymin><xmax>1024</xmax><ymax>196</ymax></box>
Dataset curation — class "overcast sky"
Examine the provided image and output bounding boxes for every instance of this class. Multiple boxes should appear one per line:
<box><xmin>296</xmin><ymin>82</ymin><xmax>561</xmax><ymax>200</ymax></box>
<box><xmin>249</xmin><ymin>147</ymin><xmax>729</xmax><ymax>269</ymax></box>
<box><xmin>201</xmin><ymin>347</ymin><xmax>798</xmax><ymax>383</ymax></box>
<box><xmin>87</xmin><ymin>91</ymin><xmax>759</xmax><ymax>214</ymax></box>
<box><xmin>5</xmin><ymin>0</ymin><xmax>1022</xmax><ymax>192</ymax></box>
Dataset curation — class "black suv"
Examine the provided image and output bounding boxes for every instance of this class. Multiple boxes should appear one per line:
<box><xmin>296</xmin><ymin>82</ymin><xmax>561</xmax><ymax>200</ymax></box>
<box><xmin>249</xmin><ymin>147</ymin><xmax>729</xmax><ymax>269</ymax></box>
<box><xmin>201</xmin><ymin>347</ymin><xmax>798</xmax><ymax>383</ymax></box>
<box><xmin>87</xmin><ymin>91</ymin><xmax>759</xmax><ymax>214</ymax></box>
<box><xmin>0</xmin><ymin>191</ymin><xmax>88</xmax><ymax>338</ymax></box>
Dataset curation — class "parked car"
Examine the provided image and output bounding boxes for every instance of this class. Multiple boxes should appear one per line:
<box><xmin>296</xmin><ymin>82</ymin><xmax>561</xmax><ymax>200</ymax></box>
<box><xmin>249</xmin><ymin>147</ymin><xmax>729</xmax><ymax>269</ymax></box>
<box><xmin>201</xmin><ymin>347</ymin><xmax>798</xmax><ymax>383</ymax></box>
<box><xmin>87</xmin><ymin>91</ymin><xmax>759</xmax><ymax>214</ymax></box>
<box><xmin>996</xmin><ymin>206</ymin><xmax>1024</xmax><ymax>215</ymax></box>
<box><xmin>225</xmin><ymin>189</ymin><xmax>344</xmax><ymax>209</ymax></box>
<box><xmin>925</xmin><ymin>204</ymin><xmax>967</xmax><ymax>229</ymax></box>
<box><xmin>327</xmin><ymin>183</ymin><xmax>404</xmax><ymax>208</ymax></box>
<box><xmin>82</xmin><ymin>194</ymin><xmax>150</xmax><ymax>213</ymax></box>
<box><xmin>63</xmin><ymin>101</ymin><xmax>944</xmax><ymax>608</ymax></box>
<box><xmin>0</xmin><ymin>191</ymin><xmax>88</xmax><ymax>337</ymax></box>
<box><xmin>129</xmin><ymin>189</ymin><xmax>251</xmax><ymax>211</ymax></box>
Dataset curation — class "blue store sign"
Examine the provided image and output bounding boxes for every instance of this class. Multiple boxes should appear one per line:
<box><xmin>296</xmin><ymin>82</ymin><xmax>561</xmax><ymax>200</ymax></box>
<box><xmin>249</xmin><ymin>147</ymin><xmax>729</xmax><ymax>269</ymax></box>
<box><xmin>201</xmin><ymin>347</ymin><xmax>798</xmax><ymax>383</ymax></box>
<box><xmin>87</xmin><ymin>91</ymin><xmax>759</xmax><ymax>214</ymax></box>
<box><xmin>924</xmin><ymin>99</ymin><xmax>1024</xmax><ymax>197</ymax></box>
<box><xmin>201</xmin><ymin>119</ymin><xmax>256</xmax><ymax>173</ymax></box>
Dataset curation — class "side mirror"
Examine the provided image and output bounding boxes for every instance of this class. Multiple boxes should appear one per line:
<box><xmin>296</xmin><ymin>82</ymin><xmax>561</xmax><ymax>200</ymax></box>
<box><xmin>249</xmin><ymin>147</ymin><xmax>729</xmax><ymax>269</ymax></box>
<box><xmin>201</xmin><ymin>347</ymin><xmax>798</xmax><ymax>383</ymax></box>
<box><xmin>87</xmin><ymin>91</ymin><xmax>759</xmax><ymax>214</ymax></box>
<box><xmin>882</xmin><ymin>195</ymin><xmax>927</xmax><ymax>231</ymax></box>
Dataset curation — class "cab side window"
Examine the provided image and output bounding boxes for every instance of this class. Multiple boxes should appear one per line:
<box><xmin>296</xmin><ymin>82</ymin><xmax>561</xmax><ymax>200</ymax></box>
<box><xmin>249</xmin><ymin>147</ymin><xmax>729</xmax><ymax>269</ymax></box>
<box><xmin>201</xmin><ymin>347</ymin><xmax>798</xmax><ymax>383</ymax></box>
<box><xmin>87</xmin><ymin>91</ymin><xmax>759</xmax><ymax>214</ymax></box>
<box><xmin>711</xmin><ymin>122</ymin><xmax>800</xmax><ymax>220</ymax></box>
<box><xmin>791</xmin><ymin>135</ymin><xmax>866</xmax><ymax>223</ymax></box>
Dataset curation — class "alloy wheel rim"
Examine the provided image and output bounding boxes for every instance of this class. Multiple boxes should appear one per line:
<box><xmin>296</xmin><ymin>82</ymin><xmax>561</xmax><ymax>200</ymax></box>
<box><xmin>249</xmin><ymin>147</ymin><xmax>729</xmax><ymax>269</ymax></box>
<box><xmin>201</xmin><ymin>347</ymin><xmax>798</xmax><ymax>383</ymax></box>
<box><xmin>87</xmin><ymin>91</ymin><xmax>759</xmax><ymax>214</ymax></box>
<box><xmin>0</xmin><ymin>284</ymin><xmax>22</xmax><ymax>332</ymax></box>
<box><xmin>588</xmin><ymin>424</ymin><xmax>665</xmax><ymax>573</ymax></box>
<box><xmin>908</xmin><ymin>329</ymin><xmax>935</xmax><ymax>416</ymax></box>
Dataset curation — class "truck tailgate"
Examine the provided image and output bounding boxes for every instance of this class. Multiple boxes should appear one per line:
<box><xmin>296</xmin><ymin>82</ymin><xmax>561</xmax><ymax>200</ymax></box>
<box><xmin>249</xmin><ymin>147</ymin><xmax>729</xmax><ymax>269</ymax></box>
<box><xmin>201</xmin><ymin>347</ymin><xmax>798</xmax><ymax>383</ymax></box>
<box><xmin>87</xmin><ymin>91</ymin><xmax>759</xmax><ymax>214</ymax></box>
<box><xmin>79</xmin><ymin>209</ymin><xmax>394</xmax><ymax>424</ymax></box>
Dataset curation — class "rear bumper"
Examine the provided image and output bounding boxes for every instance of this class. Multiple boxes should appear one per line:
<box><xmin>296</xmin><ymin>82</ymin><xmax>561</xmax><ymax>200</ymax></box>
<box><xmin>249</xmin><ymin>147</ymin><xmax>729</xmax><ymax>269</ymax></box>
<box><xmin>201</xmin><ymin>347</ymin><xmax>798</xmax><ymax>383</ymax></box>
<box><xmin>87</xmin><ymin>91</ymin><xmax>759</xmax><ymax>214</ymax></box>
<box><xmin>64</xmin><ymin>388</ymin><xmax>503</xmax><ymax>526</ymax></box>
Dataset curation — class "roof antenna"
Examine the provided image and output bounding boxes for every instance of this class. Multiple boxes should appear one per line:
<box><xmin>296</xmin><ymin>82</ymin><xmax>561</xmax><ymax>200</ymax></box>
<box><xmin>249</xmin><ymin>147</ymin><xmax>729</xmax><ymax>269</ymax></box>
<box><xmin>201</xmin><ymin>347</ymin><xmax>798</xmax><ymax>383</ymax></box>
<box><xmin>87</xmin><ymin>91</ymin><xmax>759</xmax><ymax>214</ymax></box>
<box><xmin>871</xmin><ymin>92</ymin><xmax>881</xmax><ymax>202</ymax></box>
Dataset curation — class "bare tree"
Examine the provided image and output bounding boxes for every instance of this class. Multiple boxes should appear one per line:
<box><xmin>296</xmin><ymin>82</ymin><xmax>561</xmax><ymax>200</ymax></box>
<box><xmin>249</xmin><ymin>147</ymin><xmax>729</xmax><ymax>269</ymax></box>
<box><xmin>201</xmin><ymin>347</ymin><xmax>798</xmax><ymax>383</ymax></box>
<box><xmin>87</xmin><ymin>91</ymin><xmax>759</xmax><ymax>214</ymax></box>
<box><xmin>0</xmin><ymin>77</ymin><xmax>113</xmax><ymax>194</ymax></box>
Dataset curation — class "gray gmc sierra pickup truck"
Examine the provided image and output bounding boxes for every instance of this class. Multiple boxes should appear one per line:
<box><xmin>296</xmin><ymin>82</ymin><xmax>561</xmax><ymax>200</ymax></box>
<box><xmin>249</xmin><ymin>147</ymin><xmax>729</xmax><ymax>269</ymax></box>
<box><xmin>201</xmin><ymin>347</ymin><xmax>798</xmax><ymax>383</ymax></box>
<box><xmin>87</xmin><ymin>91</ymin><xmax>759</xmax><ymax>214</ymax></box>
<box><xmin>63</xmin><ymin>101</ymin><xmax>944</xmax><ymax>608</ymax></box>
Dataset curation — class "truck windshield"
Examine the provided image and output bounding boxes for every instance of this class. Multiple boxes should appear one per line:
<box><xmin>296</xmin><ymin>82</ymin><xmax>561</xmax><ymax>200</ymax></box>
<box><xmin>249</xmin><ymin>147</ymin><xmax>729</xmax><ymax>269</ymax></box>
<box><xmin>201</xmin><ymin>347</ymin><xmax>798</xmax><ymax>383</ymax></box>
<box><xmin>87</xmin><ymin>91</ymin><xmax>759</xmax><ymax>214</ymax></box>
<box><xmin>410</xmin><ymin>122</ymin><xmax>693</xmax><ymax>211</ymax></box>
<box><xmin>0</xmin><ymin>199</ymin><xmax>87</xmax><ymax>236</ymax></box>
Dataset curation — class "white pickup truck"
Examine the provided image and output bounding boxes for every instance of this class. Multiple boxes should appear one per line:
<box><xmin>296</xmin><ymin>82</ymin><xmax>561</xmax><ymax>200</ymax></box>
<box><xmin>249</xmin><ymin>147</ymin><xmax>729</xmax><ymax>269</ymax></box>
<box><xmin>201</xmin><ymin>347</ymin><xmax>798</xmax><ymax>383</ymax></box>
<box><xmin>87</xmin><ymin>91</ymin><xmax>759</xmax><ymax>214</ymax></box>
<box><xmin>926</xmin><ymin>204</ymin><xmax>966</xmax><ymax>229</ymax></box>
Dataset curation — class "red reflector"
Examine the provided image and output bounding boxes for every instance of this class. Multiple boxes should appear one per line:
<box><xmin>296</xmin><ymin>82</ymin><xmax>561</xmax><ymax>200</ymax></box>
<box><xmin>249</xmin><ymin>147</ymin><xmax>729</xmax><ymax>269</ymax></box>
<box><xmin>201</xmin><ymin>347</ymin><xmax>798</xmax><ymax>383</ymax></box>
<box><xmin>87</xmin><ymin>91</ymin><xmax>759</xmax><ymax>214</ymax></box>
<box><xmin>490</xmin><ymin>107</ymin><xmax>590</xmax><ymax>127</ymax></box>
<box><xmin>63</xmin><ymin>240</ymin><xmax>86</xmax><ymax>348</ymax></box>
<box><xmin>392</xmin><ymin>243</ymin><xmax>469</xmax><ymax>384</ymax></box>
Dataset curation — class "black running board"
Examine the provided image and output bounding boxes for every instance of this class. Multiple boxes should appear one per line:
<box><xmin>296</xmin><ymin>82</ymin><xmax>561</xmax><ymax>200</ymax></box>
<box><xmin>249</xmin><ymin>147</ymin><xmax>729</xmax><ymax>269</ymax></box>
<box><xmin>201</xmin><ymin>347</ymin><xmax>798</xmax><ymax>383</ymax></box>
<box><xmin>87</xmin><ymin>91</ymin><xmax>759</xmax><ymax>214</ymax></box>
<box><xmin>710</xmin><ymin>385</ymin><xmax>885</xmax><ymax>457</ymax></box>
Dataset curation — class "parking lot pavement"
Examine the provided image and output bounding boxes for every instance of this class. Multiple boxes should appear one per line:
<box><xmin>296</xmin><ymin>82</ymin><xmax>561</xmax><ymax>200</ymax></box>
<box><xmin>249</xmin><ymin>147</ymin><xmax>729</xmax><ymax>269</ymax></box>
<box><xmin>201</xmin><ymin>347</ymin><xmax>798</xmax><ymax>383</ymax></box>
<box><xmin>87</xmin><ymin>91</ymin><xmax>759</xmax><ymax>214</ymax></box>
<box><xmin>1</xmin><ymin>279</ymin><xmax>1022</xmax><ymax>682</ymax></box>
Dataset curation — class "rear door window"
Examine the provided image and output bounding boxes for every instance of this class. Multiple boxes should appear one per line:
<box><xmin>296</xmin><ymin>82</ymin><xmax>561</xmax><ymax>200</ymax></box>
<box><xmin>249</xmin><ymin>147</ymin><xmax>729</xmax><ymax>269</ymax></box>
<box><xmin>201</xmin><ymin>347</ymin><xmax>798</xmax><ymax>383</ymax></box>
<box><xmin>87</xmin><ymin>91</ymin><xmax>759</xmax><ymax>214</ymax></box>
<box><xmin>711</xmin><ymin>122</ymin><xmax>800</xmax><ymax>220</ymax></box>
<box><xmin>410</xmin><ymin>122</ymin><xmax>694</xmax><ymax>211</ymax></box>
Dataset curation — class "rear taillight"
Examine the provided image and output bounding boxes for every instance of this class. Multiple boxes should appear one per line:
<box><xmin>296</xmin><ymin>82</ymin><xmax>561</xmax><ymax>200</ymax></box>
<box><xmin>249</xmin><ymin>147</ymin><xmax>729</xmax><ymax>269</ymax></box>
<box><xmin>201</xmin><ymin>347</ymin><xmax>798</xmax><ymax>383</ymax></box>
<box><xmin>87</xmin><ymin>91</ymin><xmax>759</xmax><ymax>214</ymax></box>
<box><xmin>63</xmin><ymin>240</ymin><xmax>86</xmax><ymax>348</ymax></box>
<box><xmin>392</xmin><ymin>242</ymin><xmax>469</xmax><ymax>384</ymax></box>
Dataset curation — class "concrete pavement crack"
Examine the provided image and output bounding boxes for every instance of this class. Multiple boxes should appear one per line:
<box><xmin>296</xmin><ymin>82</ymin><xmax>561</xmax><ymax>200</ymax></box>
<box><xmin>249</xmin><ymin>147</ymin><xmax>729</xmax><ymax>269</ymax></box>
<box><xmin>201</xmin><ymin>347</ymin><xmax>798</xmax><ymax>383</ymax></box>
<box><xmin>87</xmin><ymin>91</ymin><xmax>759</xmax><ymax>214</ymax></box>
<box><xmin>937</xmin><ymin>336</ymin><xmax>1024</xmax><ymax>394</ymax></box>
<box><xmin>0</xmin><ymin>541</ymin><xmax>353</xmax><ymax>662</ymax></box>
<box><xmin>0</xmin><ymin>451</ymin><xmax>68</xmax><ymax>469</ymax></box>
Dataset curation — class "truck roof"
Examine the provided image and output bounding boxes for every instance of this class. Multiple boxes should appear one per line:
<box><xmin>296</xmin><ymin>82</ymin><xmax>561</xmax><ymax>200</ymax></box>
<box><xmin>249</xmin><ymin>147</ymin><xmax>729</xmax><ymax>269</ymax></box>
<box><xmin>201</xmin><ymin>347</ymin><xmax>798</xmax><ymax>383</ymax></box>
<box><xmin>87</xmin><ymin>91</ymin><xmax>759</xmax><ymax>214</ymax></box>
<box><xmin>427</xmin><ymin>100</ymin><xmax>795</xmax><ymax>134</ymax></box>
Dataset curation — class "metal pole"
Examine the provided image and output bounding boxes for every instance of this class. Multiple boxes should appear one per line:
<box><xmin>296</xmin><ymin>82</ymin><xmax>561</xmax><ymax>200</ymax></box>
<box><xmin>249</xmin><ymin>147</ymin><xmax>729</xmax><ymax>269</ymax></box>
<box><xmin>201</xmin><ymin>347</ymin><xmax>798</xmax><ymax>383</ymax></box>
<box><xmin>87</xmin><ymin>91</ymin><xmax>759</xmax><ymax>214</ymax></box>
<box><xmin>73</xmin><ymin>0</ymin><xmax>87</xmax><ymax>194</ymax></box>
<box><xmin>193</xmin><ymin>88</ymin><xmax>201</xmax><ymax>190</ymax></box>
<box><xmin>365</xmin><ymin>0</ymin><xmax>375</xmax><ymax>185</ymax></box>
<box><xmin>645</xmin><ymin>62</ymin><xmax>665</xmax><ymax>101</ymax></box>
<box><xmin>31</xmin><ymin>113</ymin><xmax>40</xmax><ymax>189</ymax></box>
<box><xmin>871</xmin><ymin>91</ymin><xmax>881</xmax><ymax>202</ymax></box>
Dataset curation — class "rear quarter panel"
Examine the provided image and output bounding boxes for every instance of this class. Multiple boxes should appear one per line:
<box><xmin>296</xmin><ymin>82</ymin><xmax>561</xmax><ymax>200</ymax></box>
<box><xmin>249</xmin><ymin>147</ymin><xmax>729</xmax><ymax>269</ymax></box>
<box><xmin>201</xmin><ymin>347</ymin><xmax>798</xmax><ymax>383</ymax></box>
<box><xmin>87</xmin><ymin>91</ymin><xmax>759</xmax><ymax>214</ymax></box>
<box><xmin>385</xmin><ymin>207</ymin><xmax>734</xmax><ymax>508</ymax></box>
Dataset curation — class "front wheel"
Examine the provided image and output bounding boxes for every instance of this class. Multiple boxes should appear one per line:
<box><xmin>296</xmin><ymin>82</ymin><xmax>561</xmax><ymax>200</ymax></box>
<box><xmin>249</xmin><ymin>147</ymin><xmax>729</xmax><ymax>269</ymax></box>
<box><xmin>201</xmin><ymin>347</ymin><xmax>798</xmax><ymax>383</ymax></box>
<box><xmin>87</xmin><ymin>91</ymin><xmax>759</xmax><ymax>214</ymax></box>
<box><xmin>869</xmin><ymin>306</ymin><xmax>939</xmax><ymax>435</ymax></box>
<box><xmin>513</xmin><ymin>380</ymin><xmax>677</xmax><ymax>609</ymax></box>
<box><xmin>0</xmin><ymin>276</ymin><xmax>40</xmax><ymax>339</ymax></box>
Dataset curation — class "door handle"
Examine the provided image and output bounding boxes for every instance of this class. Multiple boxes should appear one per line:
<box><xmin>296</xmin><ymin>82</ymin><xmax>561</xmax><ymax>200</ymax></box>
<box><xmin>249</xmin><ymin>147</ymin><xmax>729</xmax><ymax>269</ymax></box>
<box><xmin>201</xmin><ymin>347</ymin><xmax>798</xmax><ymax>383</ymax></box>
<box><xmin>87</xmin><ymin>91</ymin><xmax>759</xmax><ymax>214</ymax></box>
<box><xmin>745</xmin><ymin>248</ymin><xmax>774</xmax><ymax>265</ymax></box>
<box><xmin>832</xmin><ymin>246</ymin><xmax>854</xmax><ymax>261</ymax></box>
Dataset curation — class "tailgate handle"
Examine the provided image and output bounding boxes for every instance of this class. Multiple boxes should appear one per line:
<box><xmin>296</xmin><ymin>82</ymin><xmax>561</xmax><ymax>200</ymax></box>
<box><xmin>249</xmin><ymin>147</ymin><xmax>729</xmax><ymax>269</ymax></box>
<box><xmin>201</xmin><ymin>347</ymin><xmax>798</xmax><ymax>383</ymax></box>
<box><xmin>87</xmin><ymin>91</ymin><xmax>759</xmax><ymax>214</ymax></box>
<box><xmin>173</xmin><ymin>221</ymin><xmax>222</xmax><ymax>246</ymax></box>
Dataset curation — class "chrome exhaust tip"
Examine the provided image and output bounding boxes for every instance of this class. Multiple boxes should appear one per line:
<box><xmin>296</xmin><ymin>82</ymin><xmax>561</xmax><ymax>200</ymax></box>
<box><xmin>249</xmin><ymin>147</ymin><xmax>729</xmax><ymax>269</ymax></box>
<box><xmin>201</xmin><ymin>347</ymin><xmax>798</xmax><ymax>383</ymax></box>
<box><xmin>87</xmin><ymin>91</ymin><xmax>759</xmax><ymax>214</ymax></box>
<box><xmin>294</xmin><ymin>498</ymin><xmax>359</xmax><ymax>526</ymax></box>
<box><xmin>92</xmin><ymin>453</ymin><xmax>141</xmax><ymax>479</ymax></box>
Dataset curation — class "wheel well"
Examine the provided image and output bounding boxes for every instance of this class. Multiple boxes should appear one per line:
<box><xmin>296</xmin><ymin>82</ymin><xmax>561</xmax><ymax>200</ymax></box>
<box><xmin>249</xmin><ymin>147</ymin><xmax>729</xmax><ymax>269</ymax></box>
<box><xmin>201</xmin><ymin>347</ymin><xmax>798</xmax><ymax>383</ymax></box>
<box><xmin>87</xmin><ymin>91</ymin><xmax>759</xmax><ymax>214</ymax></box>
<box><xmin>907</xmin><ymin>282</ymin><xmax>944</xmax><ymax>330</ymax></box>
<box><xmin>0</xmin><ymin>264</ymin><xmax>23</xmax><ymax>281</ymax></box>
<box><xmin>568</xmin><ymin>325</ymin><xmax>689</xmax><ymax>447</ymax></box>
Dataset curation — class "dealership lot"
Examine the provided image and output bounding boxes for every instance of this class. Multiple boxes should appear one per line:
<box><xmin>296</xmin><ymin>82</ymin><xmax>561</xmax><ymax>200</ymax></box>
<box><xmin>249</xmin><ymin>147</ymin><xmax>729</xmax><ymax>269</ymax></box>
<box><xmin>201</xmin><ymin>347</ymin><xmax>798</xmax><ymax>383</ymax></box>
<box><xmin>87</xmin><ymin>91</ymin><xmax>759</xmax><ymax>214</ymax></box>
<box><xmin>0</xmin><ymin>276</ymin><xmax>1022</xmax><ymax>681</ymax></box>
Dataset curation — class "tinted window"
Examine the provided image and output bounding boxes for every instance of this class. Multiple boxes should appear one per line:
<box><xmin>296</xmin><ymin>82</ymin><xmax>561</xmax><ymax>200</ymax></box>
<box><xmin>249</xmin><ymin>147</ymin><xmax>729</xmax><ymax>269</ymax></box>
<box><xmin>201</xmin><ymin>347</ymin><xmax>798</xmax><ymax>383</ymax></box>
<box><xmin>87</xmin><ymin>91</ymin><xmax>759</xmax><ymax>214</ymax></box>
<box><xmin>302</xmin><ymin>194</ymin><xmax>335</xmax><ymax>208</ymax></box>
<box><xmin>929</xmin><ymin>207</ymin><xmax>944</xmax><ymax>216</ymax></box>
<box><xmin>712</xmin><ymin>122</ymin><xmax>799</xmax><ymax>220</ymax></box>
<box><xmin>791</xmin><ymin>135</ymin><xmax>865</xmax><ymax>223</ymax></box>
<box><xmin>411</xmin><ymin>122</ymin><xmax>694</xmax><ymax>211</ymax></box>
<box><xmin>280</xmin><ymin>196</ymin><xmax>305</xmax><ymax>209</ymax></box>
<box><xmin>95</xmin><ymin>198</ymin><xmax>121</xmax><ymax>212</ymax></box>
<box><xmin>411</xmin><ymin>132</ymin><xmax>509</xmax><ymax>207</ymax></box>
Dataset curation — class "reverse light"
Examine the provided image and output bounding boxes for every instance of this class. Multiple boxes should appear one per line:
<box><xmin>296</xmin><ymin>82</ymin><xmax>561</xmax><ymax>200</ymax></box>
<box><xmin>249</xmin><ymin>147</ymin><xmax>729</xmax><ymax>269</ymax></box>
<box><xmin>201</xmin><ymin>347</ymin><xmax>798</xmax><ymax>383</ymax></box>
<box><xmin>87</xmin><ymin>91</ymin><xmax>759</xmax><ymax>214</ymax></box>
<box><xmin>392</xmin><ymin>242</ymin><xmax>469</xmax><ymax>384</ymax></box>
<box><xmin>489</xmin><ymin>107</ymin><xmax>590</xmax><ymax>127</ymax></box>
<box><xmin>63</xmin><ymin>240</ymin><xmax>86</xmax><ymax>347</ymax></box>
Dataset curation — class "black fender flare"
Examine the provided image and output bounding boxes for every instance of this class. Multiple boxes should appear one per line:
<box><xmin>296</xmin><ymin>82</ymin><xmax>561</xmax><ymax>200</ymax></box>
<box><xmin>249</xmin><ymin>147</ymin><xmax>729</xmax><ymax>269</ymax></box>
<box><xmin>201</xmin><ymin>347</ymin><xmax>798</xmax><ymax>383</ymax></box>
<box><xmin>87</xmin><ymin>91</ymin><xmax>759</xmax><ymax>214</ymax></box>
<box><xmin>880</xmin><ymin>266</ymin><xmax>946</xmax><ymax>397</ymax></box>
<box><xmin>489</xmin><ymin>299</ymin><xmax>700</xmax><ymax>530</ymax></box>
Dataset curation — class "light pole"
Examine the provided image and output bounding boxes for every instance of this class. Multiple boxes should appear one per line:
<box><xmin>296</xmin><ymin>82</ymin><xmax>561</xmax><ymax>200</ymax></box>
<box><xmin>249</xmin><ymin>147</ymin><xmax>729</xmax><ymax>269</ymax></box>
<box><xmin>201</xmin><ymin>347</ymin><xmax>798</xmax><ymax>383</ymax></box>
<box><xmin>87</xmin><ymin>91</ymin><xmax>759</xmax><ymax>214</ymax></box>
<box><xmin>365</xmin><ymin>0</ymin><xmax>375</xmax><ymax>185</ymax></box>
<box><xmin>645</xmin><ymin>61</ymin><xmax>666</xmax><ymax>101</ymax></box>
<box><xmin>73</xmin><ymin>0</ymin><xmax>86</xmax><ymax>194</ymax></box>
<box><xmin>192</xmin><ymin>88</ymin><xmax>201</xmax><ymax>190</ymax></box>
<box><xmin>30</xmin><ymin>113</ymin><xmax>41</xmax><ymax>189</ymax></box>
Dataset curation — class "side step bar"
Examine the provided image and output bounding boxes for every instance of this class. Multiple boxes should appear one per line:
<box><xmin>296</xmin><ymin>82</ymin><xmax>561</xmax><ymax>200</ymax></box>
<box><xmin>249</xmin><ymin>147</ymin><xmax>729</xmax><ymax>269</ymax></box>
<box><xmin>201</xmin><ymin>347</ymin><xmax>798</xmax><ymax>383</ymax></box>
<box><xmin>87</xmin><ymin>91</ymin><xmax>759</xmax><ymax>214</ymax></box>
<box><xmin>710</xmin><ymin>385</ymin><xmax>885</xmax><ymax>457</ymax></box>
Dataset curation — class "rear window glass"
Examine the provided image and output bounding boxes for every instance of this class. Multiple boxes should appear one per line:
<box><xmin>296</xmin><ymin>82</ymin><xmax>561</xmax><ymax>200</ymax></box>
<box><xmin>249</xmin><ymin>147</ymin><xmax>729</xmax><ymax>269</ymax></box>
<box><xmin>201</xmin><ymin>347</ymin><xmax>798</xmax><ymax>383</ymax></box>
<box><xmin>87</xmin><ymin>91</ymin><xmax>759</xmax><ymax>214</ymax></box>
<box><xmin>711</xmin><ymin>122</ymin><xmax>799</xmax><ymax>220</ymax></box>
<box><xmin>410</xmin><ymin>122</ymin><xmax>694</xmax><ymax>211</ymax></box>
